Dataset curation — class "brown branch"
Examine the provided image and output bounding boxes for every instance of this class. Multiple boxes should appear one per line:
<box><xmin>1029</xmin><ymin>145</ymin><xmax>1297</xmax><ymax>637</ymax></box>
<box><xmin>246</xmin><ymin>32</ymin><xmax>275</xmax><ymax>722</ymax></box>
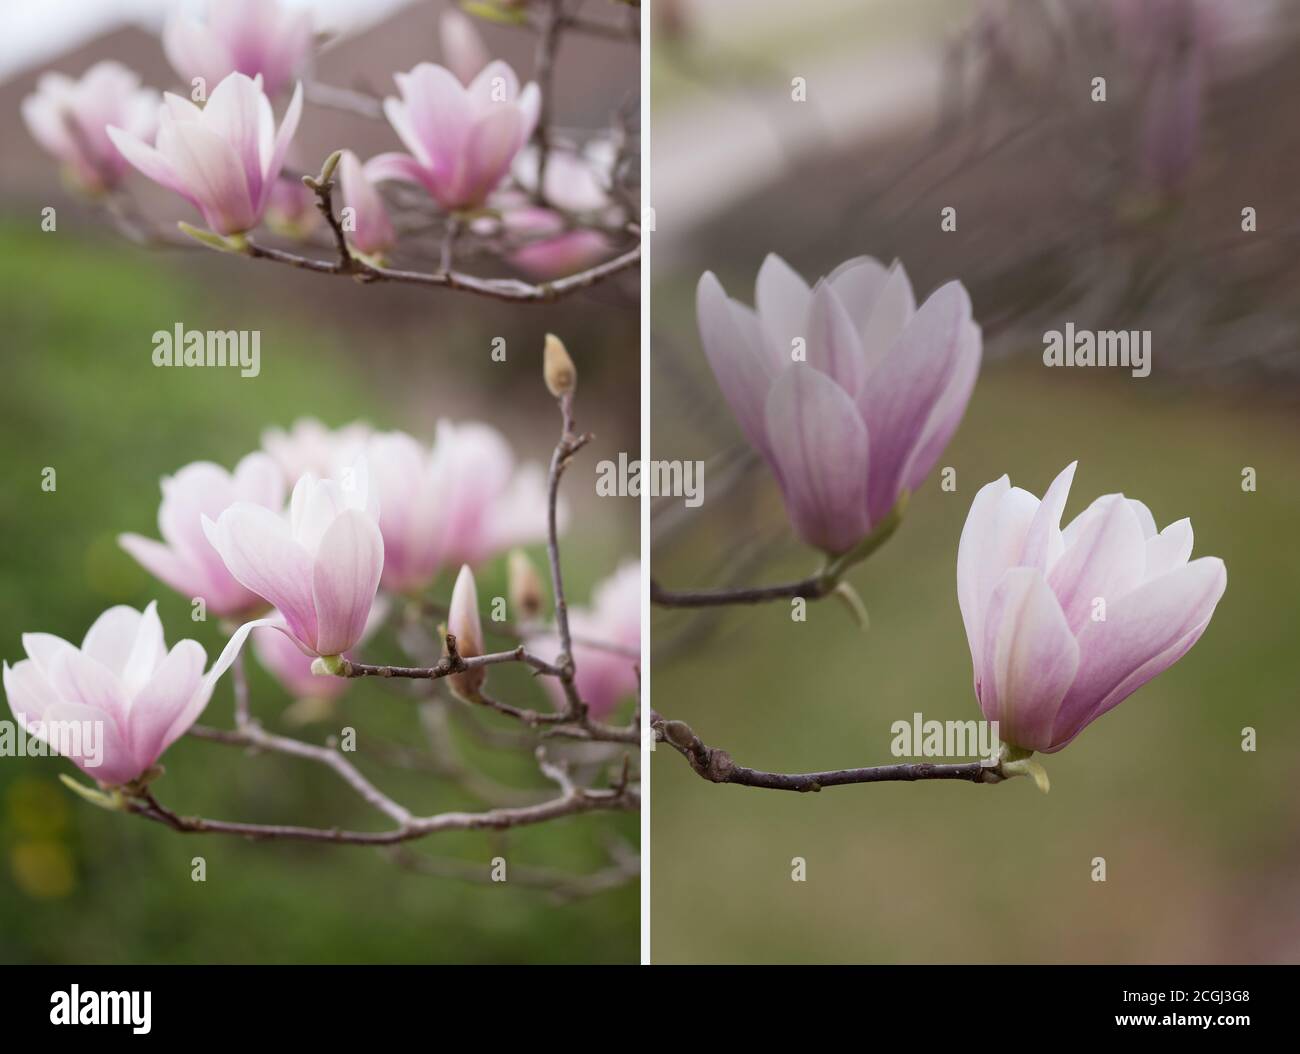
<box><xmin>132</xmin><ymin>779</ymin><xmax>635</xmax><ymax>845</ymax></box>
<box><xmin>652</xmin><ymin>714</ymin><xmax>1005</xmax><ymax>793</ymax></box>
<box><xmin>543</xmin><ymin>390</ymin><xmax>593</xmax><ymax>721</ymax></box>
<box><xmin>650</xmin><ymin>574</ymin><xmax>834</xmax><ymax>608</ymax></box>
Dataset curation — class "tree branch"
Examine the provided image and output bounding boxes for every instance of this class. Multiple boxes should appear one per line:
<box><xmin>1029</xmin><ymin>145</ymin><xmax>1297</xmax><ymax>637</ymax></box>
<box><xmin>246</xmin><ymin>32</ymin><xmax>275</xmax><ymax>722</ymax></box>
<box><xmin>652</xmin><ymin>714</ymin><xmax>1005</xmax><ymax>793</ymax></box>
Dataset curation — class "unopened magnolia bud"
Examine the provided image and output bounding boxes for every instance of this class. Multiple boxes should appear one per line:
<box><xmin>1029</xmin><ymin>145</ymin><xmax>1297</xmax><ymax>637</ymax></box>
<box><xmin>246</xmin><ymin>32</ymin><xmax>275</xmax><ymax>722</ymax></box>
<box><xmin>543</xmin><ymin>333</ymin><xmax>577</xmax><ymax>397</ymax></box>
<box><xmin>508</xmin><ymin>548</ymin><xmax>544</xmax><ymax>621</ymax></box>
<box><xmin>447</xmin><ymin>564</ymin><xmax>486</xmax><ymax>699</ymax></box>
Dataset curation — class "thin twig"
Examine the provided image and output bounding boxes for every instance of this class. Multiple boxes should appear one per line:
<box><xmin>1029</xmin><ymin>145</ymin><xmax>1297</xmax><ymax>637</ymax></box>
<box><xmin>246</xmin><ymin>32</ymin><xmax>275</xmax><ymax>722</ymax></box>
<box><xmin>652</xmin><ymin>715</ymin><xmax>1004</xmax><ymax>793</ymax></box>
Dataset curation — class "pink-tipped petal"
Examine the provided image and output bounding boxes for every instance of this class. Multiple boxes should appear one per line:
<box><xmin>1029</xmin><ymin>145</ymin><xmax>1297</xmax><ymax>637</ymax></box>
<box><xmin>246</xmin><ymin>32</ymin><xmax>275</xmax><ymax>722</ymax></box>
<box><xmin>204</xmin><ymin>505</ymin><xmax>317</xmax><ymax>646</ymax></box>
<box><xmin>861</xmin><ymin>280</ymin><xmax>972</xmax><ymax>523</ymax></box>
<box><xmin>697</xmin><ymin>271</ymin><xmax>775</xmax><ymax>458</ymax></box>
<box><xmin>763</xmin><ymin>365</ymin><xmax>871</xmax><ymax>556</ymax></box>
<box><xmin>806</xmin><ymin>280</ymin><xmax>868</xmax><ymax>397</ymax></box>
<box><xmin>1051</xmin><ymin>556</ymin><xmax>1226</xmax><ymax>747</ymax></box>
<box><xmin>979</xmin><ymin>567</ymin><xmax>1080</xmax><ymax>751</ymax></box>
<box><xmin>311</xmin><ymin>509</ymin><xmax>384</xmax><ymax>656</ymax></box>
<box><xmin>1047</xmin><ymin>494</ymin><xmax>1147</xmax><ymax>633</ymax></box>
<box><xmin>755</xmin><ymin>254</ymin><xmax>812</xmax><ymax>371</ymax></box>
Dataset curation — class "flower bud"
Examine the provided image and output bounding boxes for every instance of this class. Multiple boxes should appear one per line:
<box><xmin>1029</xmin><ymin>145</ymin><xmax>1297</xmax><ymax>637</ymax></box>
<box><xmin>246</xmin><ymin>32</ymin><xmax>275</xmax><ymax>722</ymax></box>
<box><xmin>447</xmin><ymin>564</ymin><xmax>486</xmax><ymax>699</ymax></box>
<box><xmin>543</xmin><ymin>333</ymin><xmax>577</xmax><ymax>397</ymax></box>
<box><xmin>507</xmin><ymin>548</ymin><xmax>544</xmax><ymax>621</ymax></box>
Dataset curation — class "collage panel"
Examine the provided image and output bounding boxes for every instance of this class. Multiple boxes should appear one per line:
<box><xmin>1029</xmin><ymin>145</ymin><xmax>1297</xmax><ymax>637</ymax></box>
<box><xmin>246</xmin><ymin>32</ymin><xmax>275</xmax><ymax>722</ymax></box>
<box><xmin>649</xmin><ymin>0</ymin><xmax>1300</xmax><ymax>969</ymax></box>
<box><xmin>2</xmin><ymin>0</ymin><xmax>641</xmax><ymax>968</ymax></box>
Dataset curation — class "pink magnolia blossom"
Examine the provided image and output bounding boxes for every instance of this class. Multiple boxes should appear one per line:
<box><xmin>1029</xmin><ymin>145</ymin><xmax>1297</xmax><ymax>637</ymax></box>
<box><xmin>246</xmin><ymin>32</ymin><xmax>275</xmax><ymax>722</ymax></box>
<box><xmin>261</xmin><ymin>418</ymin><xmax>372</xmax><ymax>486</ymax></box>
<box><xmin>163</xmin><ymin>0</ymin><xmax>311</xmax><ymax>99</ymax></box>
<box><xmin>364</xmin><ymin>425</ymin><xmax>554</xmax><ymax>594</ymax></box>
<box><xmin>698</xmin><ymin>254</ymin><xmax>982</xmax><ymax>555</ymax></box>
<box><xmin>119</xmin><ymin>453</ymin><xmax>285</xmax><ymax>618</ymax></box>
<box><xmin>203</xmin><ymin>460</ymin><xmax>384</xmax><ymax>658</ymax></box>
<box><xmin>107</xmin><ymin>72</ymin><xmax>303</xmax><ymax>236</ymax></box>
<box><xmin>368</xmin><ymin>61</ymin><xmax>539</xmax><ymax>211</ymax></box>
<box><xmin>265</xmin><ymin>175</ymin><xmax>321</xmax><ymax>239</ymax></box>
<box><xmin>338</xmin><ymin>150</ymin><xmax>396</xmax><ymax>259</ymax></box>
<box><xmin>21</xmin><ymin>61</ymin><xmax>159</xmax><ymax>194</ymax></box>
<box><xmin>958</xmin><ymin>462</ymin><xmax>1226</xmax><ymax>754</ymax></box>
<box><xmin>439</xmin><ymin>8</ymin><xmax>491</xmax><ymax>86</ymax></box>
<box><xmin>423</xmin><ymin>420</ymin><xmax>554</xmax><ymax>570</ymax></box>
<box><xmin>3</xmin><ymin>603</ymin><xmax>225</xmax><ymax>787</ymax></box>
<box><xmin>529</xmin><ymin>561</ymin><xmax>640</xmax><ymax>720</ymax></box>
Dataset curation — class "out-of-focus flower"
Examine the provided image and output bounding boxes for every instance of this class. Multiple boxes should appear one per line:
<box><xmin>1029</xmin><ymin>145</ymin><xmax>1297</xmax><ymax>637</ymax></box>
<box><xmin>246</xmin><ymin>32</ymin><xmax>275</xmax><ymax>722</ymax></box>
<box><xmin>163</xmin><ymin>0</ymin><xmax>311</xmax><ymax>99</ymax></box>
<box><xmin>107</xmin><ymin>72</ymin><xmax>303</xmax><ymax>237</ymax></box>
<box><xmin>364</xmin><ymin>424</ymin><xmax>554</xmax><ymax>593</ymax></box>
<box><xmin>265</xmin><ymin>175</ymin><xmax>320</xmax><ymax>239</ymax></box>
<box><xmin>119</xmin><ymin>454</ymin><xmax>284</xmax><ymax>618</ymax></box>
<box><xmin>367</xmin><ymin>61</ymin><xmax>539</xmax><ymax>211</ymax></box>
<box><xmin>261</xmin><ymin>418</ymin><xmax>371</xmax><ymax>486</ymax></box>
<box><xmin>697</xmin><ymin>254</ymin><xmax>982</xmax><ymax>556</ymax></box>
<box><xmin>439</xmin><ymin>8</ymin><xmax>491</xmax><ymax>85</ymax></box>
<box><xmin>364</xmin><ymin>431</ymin><xmax>442</xmax><ymax>593</ymax></box>
<box><xmin>338</xmin><ymin>150</ymin><xmax>396</xmax><ymax>261</ymax></box>
<box><xmin>513</xmin><ymin>142</ymin><xmax>618</xmax><ymax>214</ymax></box>
<box><xmin>203</xmin><ymin>459</ymin><xmax>384</xmax><ymax>658</ymax></box>
<box><xmin>958</xmin><ymin>462</ymin><xmax>1226</xmax><ymax>754</ymax></box>
<box><xmin>446</xmin><ymin>565</ymin><xmax>486</xmax><ymax>699</ymax></box>
<box><xmin>528</xmin><ymin>561</ymin><xmax>640</xmax><ymax>720</ymax></box>
<box><xmin>510</xmin><ymin>218</ymin><xmax>614</xmax><ymax>279</ymax></box>
<box><xmin>21</xmin><ymin>62</ymin><xmax>159</xmax><ymax>195</ymax></box>
<box><xmin>3</xmin><ymin>603</ymin><xmax>215</xmax><ymax>787</ymax></box>
<box><xmin>426</xmin><ymin>420</ymin><xmax>554</xmax><ymax>569</ymax></box>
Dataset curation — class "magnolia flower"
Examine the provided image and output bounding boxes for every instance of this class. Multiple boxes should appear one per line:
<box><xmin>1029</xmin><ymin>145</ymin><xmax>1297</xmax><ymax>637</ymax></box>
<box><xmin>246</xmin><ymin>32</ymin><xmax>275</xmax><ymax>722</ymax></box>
<box><xmin>338</xmin><ymin>150</ymin><xmax>396</xmax><ymax>260</ymax></box>
<box><xmin>107</xmin><ymin>72</ymin><xmax>303</xmax><ymax>237</ymax></box>
<box><xmin>203</xmin><ymin>460</ymin><xmax>384</xmax><ymax>658</ymax></box>
<box><xmin>3</xmin><ymin>603</ymin><xmax>221</xmax><ymax>787</ymax></box>
<box><xmin>21</xmin><ymin>61</ymin><xmax>159</xmax><ymax>194</ymax></box>
<box><xmin>119</xmin><ymin>454</ymin><xmax>285</xmax><ymax>618</ymax></box>
<box><xmin>439</xmin><ymin>8</ymin><xmax>491</xmax><ymax>85</ymax></box>
<box><xmin>265</xmin><ymin>175</ymin><xmax>321</xmax><ymax>239</ymax></box>
<box><xmin>446</xmin><ymin>565</ymin><xmax>486</xmax><ymax>699</ymax></box>
<box><xmin>364</xmin><ymin>425</ymin><xmax>553</xmax><ymax>593</ymax></box>
<box><xmin>424</xmin><ymin>420</ymin><xmax>554</xmax><ymax>569</ymax></box>
<box><xmin>368</xmin><ymin>61</ymin><xmax>539</xmax><ymax>211</ymax></box>
<box><xmin>958</xmin><ymin>462</ymin><xmax>1226</xmax><ymax>754</ymax></box>
<box><xmin>698</xmin><ymin>254</ymin><xmax>982</xmax><ymax>555</ymax></box>
<box><xmin>529</xmin><ymin>561</ymin><xmax>640</xmax><ymax>720</ymax></box>
<box><xmin>507</xmin><ymin>212</ymin><xmax>614</xmax><ymax>279</ymax></box>
<box><xmin>261</xmin><ymin>418</ymin><xmax>371</xmax><ymax>486</ymax></box>
<box><xmin>163</xmin><ymin>0</ymin><xmax>311</xmax><ymax>99</ymax></box>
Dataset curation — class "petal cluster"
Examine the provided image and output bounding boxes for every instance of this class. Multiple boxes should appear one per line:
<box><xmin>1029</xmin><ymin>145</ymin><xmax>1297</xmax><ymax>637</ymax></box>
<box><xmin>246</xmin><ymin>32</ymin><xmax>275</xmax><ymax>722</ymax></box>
<box><xmin>698</xmin><ymin>254</ymin><xmax>982</xmax><ymax>555</ymax></box>
<box><xmin>164</xmin><ymin>0</ymin><xmax>311</xmax><ymax>99</ymax></box>
<box><xmin>119</xmin><ymin>453</ymin><xmax>285</xmax><ymax>618</ymax></box>
<box><xmin>958</xmin><ymin>462</ymin><xmax>1227</xmax><ymax>753</ymax></box>
<box><xmin>21</xmin><ymin>61</ymin><xmax>159</xmax><ymax>194</ymax></box>
<box><xmin>366</xmin><ymin>422</ymin><xmax>553</xmax><ymax>594</ymax></box>
<box><xmin>107</xmin><ymin>72</ymin><xmax>303</xmax><ymax>236</ymax></box>
<box><xmin>3</xmin><ymin>604</ymin><xmax>212</xmax><ymax>786</ymax></box>
<box><xmin>203</xmin><ymin>460</ymin><xmax>385</xmax><ymax>657</ymax></box>
<box><xmin>368</xmin><ymin>62</ymin><xmax>540</xmax><ymax>211</ymax></box>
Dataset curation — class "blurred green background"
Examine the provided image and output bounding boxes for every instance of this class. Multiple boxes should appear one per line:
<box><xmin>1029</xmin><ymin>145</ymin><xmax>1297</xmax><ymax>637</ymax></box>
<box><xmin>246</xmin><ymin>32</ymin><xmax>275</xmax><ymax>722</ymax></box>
<box><xmin>650</xmin><ymin>0</ymin><xmax>1300</xmax><ymax>964</ymax></box>
<box><xmin>0</xmin><ymin>214</ymin><xmax>639</xmax><ymax>964</ymax></box>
